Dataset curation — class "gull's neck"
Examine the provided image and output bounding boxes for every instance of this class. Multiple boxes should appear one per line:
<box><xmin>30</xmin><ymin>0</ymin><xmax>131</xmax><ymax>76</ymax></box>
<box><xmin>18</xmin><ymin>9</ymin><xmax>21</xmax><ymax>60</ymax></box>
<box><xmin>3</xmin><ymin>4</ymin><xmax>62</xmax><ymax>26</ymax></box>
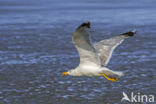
<box><xmin>70</xmin><ymin>68</ymin><xmax>82</xmax><ymax>76</ymax></box>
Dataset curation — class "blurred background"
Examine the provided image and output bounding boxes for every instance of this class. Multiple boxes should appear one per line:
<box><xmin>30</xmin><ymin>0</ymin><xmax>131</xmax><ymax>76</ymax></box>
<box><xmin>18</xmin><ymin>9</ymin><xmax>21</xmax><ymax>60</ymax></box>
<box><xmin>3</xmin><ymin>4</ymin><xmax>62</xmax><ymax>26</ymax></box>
<box><xmin>0</xmin><ymin>0</ymin><xmax>155</xmax><ymax>104</ymax></box>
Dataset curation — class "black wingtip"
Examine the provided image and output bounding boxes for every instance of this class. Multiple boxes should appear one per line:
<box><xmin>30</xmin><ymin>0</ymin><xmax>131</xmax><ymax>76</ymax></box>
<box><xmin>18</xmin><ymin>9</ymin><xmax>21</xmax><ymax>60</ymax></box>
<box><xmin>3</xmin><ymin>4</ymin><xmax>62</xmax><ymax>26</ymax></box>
<box><xmin>121</xmin><ymin>30</ymin><xmax>136</xmax><ymax>37</ymax></box>
<box><xmin>77</xmin><ymin>22</ymin><xmax>90</xmax><ymax>30</ymax></box>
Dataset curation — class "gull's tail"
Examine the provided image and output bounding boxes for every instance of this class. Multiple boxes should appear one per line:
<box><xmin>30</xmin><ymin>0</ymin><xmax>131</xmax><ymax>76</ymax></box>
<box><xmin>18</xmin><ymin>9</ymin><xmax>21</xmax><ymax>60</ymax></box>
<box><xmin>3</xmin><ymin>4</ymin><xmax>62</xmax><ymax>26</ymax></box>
<box><xmin>113</xmin><ymin>71</ymin><xmax>124</xmax><ymax>76</ymax></box>
<box><xmin>101</xmin><ymin>68</ymin><xmax>124</xmax><ymax>82</ymax></box>
<box><xmin>102</xmin><ymin>67</ymin><xmax>124</xmax><ymax>77</ymax></box>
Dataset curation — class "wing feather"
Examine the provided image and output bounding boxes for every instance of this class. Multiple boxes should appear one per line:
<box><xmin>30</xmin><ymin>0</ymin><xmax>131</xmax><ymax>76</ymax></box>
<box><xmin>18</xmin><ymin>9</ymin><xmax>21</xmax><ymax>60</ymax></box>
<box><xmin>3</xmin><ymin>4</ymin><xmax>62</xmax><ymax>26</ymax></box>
<box><xmin>94</xmin><ymin>30</ymin><xmax>136</xmax><ymax>66</ymax></box>
<box><xmin>72</xmin><ymin>22</ymin><xmax>101</xmax><ymax>66</ymax></box>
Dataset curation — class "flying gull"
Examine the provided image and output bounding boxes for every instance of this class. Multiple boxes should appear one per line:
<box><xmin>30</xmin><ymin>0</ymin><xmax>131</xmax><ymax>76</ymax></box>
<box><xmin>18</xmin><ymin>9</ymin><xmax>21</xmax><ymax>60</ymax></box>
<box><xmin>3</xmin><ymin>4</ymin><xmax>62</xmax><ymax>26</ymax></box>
<box><xmin>62</xmin><ymin>22</ymin><xmax>136</xmax><ymax>82</ymax></box>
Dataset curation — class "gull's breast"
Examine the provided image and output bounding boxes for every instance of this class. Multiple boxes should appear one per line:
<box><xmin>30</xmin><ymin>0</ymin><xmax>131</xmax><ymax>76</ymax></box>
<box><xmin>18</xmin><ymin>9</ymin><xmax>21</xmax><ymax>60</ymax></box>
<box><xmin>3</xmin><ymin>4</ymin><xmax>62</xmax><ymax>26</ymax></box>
<box><xmin>78</xmin><ymin>64</ymin><xmax>101</xmax><ymax>76</ymax></box>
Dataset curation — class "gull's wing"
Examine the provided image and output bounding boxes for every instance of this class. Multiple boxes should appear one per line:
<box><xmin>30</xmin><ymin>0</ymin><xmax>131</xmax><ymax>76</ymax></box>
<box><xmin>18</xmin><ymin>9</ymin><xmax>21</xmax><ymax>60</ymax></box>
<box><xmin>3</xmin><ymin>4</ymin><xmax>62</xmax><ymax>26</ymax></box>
<box><xmin>94</xmin><ymin>30</ymin><xmax>136</xmax><ymax>66</ymax></box>
<box><xmin>72</xmin><ymin>22</ymin><xmax>100</xmax><ymax>66</ymax></box>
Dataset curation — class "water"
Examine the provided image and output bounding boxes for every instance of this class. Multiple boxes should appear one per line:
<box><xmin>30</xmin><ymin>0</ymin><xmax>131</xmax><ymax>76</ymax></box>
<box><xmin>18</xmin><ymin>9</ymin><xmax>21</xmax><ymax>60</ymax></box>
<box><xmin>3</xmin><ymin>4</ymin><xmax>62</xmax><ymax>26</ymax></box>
<box><xmin>0</xmin><ymin>0</ymin><xmax>156</xmax><ymax>103</ymax></box>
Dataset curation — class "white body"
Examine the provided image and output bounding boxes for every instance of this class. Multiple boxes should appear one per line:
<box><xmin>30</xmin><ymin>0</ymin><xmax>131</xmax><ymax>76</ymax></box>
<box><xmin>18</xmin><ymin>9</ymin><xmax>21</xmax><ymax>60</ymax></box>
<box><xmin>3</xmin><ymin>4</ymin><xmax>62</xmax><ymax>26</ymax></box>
<box><xmin>69</xmin><ymin>64</ymin><xmax>124</xmax><ymax>77</ymax></box>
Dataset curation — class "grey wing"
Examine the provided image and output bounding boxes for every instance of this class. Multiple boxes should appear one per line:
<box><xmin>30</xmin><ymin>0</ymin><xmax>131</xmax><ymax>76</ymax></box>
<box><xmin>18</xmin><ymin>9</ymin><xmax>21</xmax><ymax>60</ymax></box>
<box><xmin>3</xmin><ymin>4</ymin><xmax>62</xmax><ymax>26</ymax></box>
<box><xmin>94</xmin><ymin>30</ymin><xmax>136</xmax><ymax>66</ymax></box>
<box><xmin>72</xmin><ymin>22</ymin><xmax>101</xmax><ymax>66</ymax></box>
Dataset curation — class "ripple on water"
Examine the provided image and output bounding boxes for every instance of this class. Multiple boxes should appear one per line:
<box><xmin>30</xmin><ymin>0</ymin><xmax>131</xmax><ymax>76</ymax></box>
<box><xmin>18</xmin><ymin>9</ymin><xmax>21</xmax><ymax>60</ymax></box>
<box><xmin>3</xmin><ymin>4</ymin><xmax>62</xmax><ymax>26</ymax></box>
<box><xmin>0</xmin><ymin>0</ymin><xmax>156</xmax><ymax>103</ymax></box>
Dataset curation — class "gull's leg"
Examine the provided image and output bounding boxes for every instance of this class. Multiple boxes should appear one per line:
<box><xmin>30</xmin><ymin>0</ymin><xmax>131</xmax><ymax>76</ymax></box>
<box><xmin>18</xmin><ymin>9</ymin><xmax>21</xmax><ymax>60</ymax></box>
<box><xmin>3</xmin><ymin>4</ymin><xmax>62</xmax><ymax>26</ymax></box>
<box><xmin>101</xmin><ymin>73</ymin><xmax>118</xmax><ymax>82</ymax></box>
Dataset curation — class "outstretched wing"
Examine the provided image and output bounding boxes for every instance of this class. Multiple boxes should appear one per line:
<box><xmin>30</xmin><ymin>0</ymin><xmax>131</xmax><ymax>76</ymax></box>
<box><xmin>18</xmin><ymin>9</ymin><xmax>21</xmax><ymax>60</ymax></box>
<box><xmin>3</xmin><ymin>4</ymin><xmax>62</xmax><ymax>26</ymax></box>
<box><xmin>72</xmin><ymin>22</ymin><xmax>100</xmax><ymax>66</ymax></box>
<box><xmin>94</xmin><ymin>30</ymin><xmax>136</xmax><ymax>66</ymax></box>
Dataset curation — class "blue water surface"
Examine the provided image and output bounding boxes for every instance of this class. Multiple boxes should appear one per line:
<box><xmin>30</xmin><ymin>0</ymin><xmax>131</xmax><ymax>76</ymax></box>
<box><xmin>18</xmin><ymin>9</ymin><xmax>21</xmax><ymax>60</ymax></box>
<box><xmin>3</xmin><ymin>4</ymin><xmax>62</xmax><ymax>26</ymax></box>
<box><xmin>0</xmin><ymin>0</ymin><xmax>155</xmax><ymax>104</ymax></box>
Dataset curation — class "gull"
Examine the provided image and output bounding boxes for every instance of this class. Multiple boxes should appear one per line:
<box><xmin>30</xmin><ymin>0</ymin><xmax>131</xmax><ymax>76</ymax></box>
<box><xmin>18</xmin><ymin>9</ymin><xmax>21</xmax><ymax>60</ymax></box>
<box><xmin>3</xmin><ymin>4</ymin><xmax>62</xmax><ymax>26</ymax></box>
<box><xmin>62</xmin><ymin>22</ymin><xmax>136</xmax><ymax>82</ymax></box>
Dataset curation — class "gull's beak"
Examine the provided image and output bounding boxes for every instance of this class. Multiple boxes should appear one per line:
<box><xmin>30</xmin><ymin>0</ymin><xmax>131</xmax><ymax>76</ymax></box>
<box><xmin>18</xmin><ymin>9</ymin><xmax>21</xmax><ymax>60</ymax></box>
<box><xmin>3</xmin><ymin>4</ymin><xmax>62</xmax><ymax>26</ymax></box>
<box><xmin>62</xmin><ymin>72</ymin><xmax>68</xmax><ymax>75</ymax></box>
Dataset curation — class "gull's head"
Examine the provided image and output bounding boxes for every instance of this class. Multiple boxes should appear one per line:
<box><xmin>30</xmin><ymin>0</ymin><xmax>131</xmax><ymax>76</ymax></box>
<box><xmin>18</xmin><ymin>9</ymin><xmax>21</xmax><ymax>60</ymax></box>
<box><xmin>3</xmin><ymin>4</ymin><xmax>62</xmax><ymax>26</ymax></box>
<box><xmin>76</xmin><ymin>22</ymin><xmax>90</xmax><ymax>32</ymax></box>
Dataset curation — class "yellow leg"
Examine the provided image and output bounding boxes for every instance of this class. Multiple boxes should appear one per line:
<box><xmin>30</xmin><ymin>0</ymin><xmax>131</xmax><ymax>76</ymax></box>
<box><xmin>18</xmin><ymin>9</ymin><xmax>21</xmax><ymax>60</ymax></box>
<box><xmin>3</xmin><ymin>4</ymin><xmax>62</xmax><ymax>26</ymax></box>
<box><xmin>101</xmin><ymin>73</ymin><xmax>118</xmax><ymax>82</ymax></box>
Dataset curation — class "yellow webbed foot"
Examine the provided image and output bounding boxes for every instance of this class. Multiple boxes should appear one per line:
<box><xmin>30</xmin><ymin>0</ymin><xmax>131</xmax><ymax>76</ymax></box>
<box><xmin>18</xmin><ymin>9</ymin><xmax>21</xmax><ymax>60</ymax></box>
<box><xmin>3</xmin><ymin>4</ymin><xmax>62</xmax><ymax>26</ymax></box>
<box><xmin>101</xmin><ymin>73</ymin><xmax>118</xmax><ymax>82</ymax></box>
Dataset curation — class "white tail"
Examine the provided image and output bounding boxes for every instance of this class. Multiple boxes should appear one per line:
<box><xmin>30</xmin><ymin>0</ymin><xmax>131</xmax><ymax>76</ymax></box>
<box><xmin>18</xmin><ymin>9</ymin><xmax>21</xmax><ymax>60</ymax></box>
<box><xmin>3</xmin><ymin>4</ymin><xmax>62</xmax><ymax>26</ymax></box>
<box><xmin>114</xmin><ymin>71</ymin><xmax>124</xmax><ymax>76</ymax></box>
<box><xmin>102</xmin><ymin>67</ymin><xmax>124</xmax><ymax>77</ymax></box>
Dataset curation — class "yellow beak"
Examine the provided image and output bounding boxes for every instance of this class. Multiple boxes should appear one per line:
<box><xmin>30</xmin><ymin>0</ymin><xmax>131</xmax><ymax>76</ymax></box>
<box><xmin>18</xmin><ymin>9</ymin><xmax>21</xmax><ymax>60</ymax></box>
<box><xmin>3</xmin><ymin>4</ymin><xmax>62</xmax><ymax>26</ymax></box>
<box><xmin>62</xmin><ymin>72</ymin><xmax>68</xmax><ymax>75</ymax></box>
